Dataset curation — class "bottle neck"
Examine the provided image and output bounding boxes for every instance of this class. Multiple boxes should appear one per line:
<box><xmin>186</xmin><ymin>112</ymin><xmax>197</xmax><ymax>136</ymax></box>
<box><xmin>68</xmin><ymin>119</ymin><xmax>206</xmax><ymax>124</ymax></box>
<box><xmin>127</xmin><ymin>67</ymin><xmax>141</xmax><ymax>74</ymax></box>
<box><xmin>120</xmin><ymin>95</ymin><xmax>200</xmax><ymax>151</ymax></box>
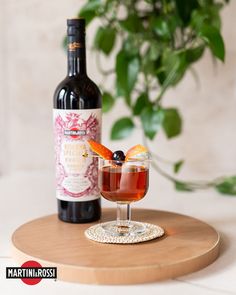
<box><xmin>67</xmin><ymin>36</ymin><xmax>87</xmax><ymax>76</ymax></box>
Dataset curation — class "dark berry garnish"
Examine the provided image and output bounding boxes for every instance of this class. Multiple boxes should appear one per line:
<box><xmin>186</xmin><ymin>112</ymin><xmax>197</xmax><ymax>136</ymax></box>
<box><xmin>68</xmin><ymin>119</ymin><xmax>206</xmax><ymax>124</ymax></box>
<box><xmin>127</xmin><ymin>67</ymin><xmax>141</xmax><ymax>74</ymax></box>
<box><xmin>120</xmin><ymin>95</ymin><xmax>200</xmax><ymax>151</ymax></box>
<box><xmin>112</xmin><ymin>150</ymin><xmax>125</xmax><ymax>165</ymax></box>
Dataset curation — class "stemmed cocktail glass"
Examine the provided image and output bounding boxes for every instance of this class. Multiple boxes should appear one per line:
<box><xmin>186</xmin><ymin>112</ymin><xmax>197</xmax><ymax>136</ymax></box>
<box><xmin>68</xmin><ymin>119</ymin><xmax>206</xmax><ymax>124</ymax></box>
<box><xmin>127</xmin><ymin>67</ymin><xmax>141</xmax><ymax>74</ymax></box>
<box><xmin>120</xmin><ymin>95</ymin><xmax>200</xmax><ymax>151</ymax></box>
<box><xmin>98</xmin><ymin>158</ymin><xmax>149</xmax><ymax>237</ymax></box>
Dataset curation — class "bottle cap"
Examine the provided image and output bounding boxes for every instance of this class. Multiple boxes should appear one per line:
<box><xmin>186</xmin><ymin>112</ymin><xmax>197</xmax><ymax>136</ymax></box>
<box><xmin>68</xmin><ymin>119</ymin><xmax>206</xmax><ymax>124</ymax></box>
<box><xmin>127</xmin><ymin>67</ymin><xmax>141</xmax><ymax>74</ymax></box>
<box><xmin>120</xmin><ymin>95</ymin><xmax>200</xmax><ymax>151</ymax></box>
<box><xmin>67</xmin><ymin>18</ymin><xmax>85</xmax><ymax>27</ymax></box>
<box><xmin>67</xmin><ymin>18</ymin><xmax>85</xmax><ymax>36</ymax></box>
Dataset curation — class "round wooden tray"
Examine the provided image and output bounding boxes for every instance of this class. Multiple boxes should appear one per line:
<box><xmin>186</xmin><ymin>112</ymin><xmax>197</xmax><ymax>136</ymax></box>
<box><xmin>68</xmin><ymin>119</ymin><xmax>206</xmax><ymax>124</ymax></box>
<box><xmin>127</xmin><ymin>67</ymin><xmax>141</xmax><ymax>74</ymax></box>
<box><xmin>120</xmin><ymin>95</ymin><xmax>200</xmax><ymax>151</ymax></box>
<box><xmin>11</xmin><ymin>208</ymin><xmax>220</xmax><ymax>285</ymax></box>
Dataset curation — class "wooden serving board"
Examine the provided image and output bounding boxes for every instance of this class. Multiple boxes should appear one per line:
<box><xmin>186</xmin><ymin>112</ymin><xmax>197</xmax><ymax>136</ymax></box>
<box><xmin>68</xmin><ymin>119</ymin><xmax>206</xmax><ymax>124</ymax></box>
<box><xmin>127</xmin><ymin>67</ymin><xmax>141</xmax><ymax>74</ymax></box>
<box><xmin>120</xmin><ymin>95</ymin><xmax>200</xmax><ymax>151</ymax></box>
<box><xmin>11</xmin><ymin>208</ymin><xmax>220</xmax><ymax>285</ymax></box>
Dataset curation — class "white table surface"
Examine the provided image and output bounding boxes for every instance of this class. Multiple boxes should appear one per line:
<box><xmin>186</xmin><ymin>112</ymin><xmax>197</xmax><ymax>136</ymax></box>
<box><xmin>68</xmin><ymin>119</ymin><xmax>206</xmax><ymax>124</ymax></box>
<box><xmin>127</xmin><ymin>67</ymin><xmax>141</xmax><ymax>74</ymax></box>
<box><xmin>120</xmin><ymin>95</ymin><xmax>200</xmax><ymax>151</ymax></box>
<box><xmin>0</xmin><ymin>170</ymin><xmax>236</xmax><ymax>295</ymax></box>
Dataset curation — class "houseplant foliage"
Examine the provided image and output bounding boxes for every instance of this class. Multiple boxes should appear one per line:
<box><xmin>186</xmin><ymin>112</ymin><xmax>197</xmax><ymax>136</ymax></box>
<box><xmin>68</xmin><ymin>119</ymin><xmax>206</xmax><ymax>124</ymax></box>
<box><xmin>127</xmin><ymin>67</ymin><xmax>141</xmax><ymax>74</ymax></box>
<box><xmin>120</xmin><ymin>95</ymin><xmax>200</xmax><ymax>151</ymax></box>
<box><xmin>76</xmin><ymin>0</ymin><xmax>236</xmax><ymax>195</ymax></box>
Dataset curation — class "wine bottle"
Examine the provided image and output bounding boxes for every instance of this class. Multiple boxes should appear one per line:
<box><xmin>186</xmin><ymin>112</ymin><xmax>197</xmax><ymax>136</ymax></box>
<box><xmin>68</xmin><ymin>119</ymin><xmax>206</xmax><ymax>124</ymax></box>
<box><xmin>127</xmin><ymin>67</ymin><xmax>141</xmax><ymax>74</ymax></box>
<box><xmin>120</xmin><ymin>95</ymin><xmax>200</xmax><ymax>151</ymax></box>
<box><xmin>53</xmin><ymin>18</ymin><xmax>101</xmax><ymax>223</ymax></box>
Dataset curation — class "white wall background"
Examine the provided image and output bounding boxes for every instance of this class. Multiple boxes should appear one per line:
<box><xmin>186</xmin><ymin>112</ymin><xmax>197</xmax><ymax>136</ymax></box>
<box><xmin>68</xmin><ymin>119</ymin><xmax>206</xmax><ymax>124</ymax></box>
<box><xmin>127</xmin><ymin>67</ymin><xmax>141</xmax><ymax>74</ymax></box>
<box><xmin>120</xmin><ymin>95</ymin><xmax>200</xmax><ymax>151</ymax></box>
<box><xmin>0</xmin><ymin>0</ymin><xmax>236</xmax><ymax>201</ymax></box>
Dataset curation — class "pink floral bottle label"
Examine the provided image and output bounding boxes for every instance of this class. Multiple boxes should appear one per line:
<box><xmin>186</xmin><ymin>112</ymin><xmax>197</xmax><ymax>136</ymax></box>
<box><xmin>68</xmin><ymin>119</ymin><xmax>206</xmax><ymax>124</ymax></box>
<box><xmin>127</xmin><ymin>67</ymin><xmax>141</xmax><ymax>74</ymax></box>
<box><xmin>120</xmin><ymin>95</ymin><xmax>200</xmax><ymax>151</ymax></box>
<box><xmin>53</xmin><ymin>109</ymin><xmax>101</xmax><ymax>202</ymax></box>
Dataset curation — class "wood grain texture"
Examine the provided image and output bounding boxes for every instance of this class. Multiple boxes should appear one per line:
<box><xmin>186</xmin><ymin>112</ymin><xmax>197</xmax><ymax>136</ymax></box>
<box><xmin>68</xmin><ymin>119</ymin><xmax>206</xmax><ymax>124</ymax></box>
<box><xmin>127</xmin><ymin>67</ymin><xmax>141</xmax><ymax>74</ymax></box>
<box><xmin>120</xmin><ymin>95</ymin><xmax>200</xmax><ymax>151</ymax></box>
<box><xmin>11</xmin><ymin>208</ymin><xmax>220</xmax><ymax>285</ymax></box>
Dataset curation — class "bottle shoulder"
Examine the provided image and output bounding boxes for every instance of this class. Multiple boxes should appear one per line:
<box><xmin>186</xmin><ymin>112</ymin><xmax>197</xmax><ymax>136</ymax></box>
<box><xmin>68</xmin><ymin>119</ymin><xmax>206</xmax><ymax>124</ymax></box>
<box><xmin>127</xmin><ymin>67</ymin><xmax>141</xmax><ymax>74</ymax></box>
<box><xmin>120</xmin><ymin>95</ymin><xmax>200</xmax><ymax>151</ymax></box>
<box><xmin>53</xmin><ymin>75</ymin><xmax>101</xmax><ymax>109</ymax></box>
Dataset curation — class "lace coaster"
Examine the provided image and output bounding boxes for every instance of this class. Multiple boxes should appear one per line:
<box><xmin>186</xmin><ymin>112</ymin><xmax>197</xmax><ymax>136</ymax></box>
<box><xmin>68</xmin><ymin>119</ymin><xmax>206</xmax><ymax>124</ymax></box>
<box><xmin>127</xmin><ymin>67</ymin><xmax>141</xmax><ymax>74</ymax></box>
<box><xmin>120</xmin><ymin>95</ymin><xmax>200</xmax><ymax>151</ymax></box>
<box><xmin>85</xmin><ymin>222</ymin><xmax>165</xmax><ymax>244</ymax></box>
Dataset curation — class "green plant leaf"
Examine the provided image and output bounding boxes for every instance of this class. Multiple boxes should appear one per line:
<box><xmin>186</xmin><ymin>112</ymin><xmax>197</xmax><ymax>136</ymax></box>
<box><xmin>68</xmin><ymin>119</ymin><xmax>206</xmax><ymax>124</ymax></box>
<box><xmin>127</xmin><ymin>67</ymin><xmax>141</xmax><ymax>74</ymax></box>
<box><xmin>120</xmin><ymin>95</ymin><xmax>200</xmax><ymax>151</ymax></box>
<box><xmin>160</xmin><ymin>50</ymin><xmax>187</xmax><ymax>89</ymax></box>
<box><xmin>206</xmin><ymin>5</ymin><xmax>221</xmax><ymax>30</ymax></box>
<box><xmin>94</xmin><ymin>27</ymin><xmax>116</xmax><ymax>55</ymax></box>
<box><xmin>142</xmin><ymin>48</ymin><xmax>157</xmax><ymax>76</ymax></box>
<box><xmin>141</xmin><ymin>106</ymin><xmax>164</xmax><ymax>140</ymax></box>
<box><xmin>199</xmin><ymin>25</ymin><xmax>225</xmax><ymax>61</ymax></box>
<box><xmin>120</xmin><ymin>14</ymin><xmax>143</xmax><ymax>33</ymax></box>
<box><xmin>186</xmin><ymin>46</ymin><xmax>205</xmax><ymax>63</ymax></box>
<box><xmin>174</xmin><ymin>160</ymin><xmax>184</xmax><ymax>174</ymax></box>
<box><xmin>124</xmin><ymin>95</ymin><xmax>132</xmax><ymax>107</ymax></box>
<box><xmin>175</xmin><ymin>181</ymin><xmax>194</xmax><ymax>192</ymax></box>
<box><xmin>116</xmin><ymin>50</ymin><xmax>139</xmax><ymax>96</ymax></box>
<box><xmin>167</xmin><ymin>14</ymin><xmax>183</xmax><ymax>34</ymax></box>
<box><xmin>123</xmin><ymin>36</ymin><xmax>139</xmax><ymax>56</ymax></box>
<box><xmin>148</xmin><ymin>41</ymin><xmax>160</xmax><ymax>61</ymax></box>
<box><xmin>175</xmin><ymin>0</ymin><xmax>199</xmax><ymax>25</ymax></box>
<box><xmin>79</xmin><ymin>0</ymin><xmax>101</xmax><ymax>25</ymax></box>
<box><xmin>102</xmin><ymin>92</ymin><xmax>114</xmax><ymax>113</ymax></box>
<box><xmin>162</xmin><ymin>108</ymin><xmax>182</xmax><ymax>139</ymax></box>
<box><xmin>215</xmin><ymin>176</ymin><xmax>236</xmax><ymax>195</ymax></box>
<box><xmin>111</xmin><ymin>117</ymin><xmax>135</xmax><ymax>140</ymax></box>
<box><xmin>152</xmin><ymin>17</ymin><xmax>171</xmax><ymax>39</ymax></box>
<box><xmin>191</xmin><ymin>6</ymin><xmax>221</xmax><ymax>31</ymax></box>
<box><xmin>191</xmin><ymin>9</ymin><xmax>208</xmax><ymax>30</ymax></box>
<box><xmin>150</xmin><ymin>14</ymin><xmax>181</xmax><ymax>40</ymax></box>
<box><xmin>133</xmin><ymin>93</ymin><xmax>150</xmax><ymax>116</ymax></box>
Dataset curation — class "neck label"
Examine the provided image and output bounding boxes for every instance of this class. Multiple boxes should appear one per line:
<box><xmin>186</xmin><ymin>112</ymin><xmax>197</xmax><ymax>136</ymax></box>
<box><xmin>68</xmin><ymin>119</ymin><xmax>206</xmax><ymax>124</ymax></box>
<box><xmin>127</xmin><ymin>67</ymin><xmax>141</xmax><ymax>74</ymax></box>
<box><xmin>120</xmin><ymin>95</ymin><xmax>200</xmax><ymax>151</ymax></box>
<box><xmin>68</xmin><ymin>42</ymin><xmax>84</xmax><ymax>51</ymax></box>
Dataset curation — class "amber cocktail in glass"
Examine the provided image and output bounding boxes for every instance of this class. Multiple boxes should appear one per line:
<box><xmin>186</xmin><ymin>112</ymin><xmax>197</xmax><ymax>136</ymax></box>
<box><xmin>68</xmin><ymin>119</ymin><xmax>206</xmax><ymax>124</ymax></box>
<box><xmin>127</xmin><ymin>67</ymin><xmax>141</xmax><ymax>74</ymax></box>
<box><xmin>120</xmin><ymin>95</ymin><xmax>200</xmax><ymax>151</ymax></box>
<box><xmin>99</xmin><ymin>159</ymin><xmax>149</xmax><ymax>237</ymax></box>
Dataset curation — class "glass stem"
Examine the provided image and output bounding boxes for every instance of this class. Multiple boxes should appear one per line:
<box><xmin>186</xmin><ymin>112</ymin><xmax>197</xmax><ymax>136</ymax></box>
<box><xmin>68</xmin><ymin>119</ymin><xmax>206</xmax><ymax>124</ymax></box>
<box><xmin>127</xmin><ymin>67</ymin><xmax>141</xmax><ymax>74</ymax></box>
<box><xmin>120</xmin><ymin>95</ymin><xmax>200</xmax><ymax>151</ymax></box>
<box><xmin>116</xmin><ymin>202</ymin><xmax>131</xmax><ymax>228</ymax></box>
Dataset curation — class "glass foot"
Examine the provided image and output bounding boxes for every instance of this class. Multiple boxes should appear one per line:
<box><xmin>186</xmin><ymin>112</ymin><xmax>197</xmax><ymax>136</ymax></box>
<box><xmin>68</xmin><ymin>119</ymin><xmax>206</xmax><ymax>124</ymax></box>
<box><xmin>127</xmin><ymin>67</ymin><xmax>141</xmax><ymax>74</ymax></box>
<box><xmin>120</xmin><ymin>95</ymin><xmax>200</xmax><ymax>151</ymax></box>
<box><xmin>102</xmin><ymin>221</ymin><xmax>147</xmax><ymax>237</ymax></box>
